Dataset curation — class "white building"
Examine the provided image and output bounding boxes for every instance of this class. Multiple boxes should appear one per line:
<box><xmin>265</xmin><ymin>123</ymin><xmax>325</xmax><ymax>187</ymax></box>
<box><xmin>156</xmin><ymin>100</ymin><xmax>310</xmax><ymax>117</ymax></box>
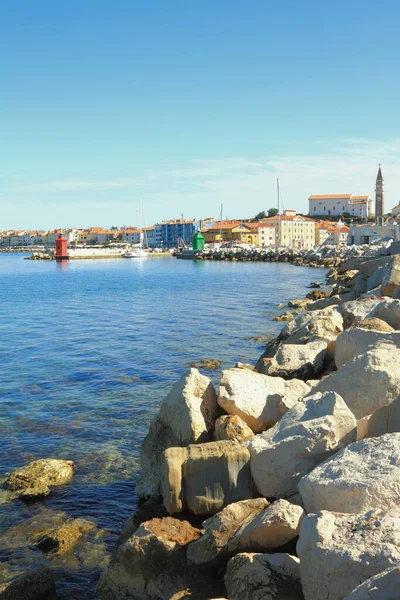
<box><xmin>309</xmin><ymin>194</ymin><xmax>372</xmax><ymax>219</ymax></box>
<box><xmin>263</xmin><ymin>210</ymin><xmax>316</xmax><ymax>249</ymax></box>
<box><xmin>349</xmin><ymin>223</ymin><xmax>399</xmax><ymax>245</ymax></box>
<box><xmin>257</xmin><ymin>224</ymin><xmax>275</xmax><ymax>247</ymax></box>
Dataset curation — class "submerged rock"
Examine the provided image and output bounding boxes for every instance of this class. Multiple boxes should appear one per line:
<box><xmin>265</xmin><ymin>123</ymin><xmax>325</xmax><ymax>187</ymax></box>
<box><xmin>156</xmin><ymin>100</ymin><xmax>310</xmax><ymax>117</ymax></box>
<box><xmin>0</xmin><ymin>568</ymin><xmax>56</xmax><ymax>600</ymax></box>
<box><xmin>35</xmin><ymin>517</ymin><xmax>97</xmax><ymax>555</ymax></box>
<box><xmin>3</xmin><ymin>459</ymin><xmax>75</xmax><ymax>499</ymax></box>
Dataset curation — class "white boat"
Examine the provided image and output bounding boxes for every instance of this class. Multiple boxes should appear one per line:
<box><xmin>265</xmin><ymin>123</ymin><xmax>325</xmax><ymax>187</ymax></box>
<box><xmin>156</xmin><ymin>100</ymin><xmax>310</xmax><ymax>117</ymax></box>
<box><xmin>125</xmin><ymin>199</ymin><xmax>149</xmax><ymax>259</ymax></box>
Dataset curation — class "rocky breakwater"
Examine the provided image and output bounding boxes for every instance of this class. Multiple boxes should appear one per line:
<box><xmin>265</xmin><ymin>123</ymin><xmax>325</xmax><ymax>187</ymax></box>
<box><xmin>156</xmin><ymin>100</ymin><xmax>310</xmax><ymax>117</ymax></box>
<box><xmin>97</xmin><ymin>251</ymin><xmax>400</xmax><ymax>600</ymax></box>
<box><xmin>194</xmin><ymin>239</ymin><xmax>394</xmax><ymax>268</ymax></box>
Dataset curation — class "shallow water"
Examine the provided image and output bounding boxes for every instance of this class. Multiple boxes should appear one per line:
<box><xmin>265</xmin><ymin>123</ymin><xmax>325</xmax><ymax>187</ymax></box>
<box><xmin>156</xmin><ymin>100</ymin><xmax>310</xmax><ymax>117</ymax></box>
<box><xmin>0</xmin><ymin>253</ymin><xmax>327</xmax><ymax>598</ymax></box>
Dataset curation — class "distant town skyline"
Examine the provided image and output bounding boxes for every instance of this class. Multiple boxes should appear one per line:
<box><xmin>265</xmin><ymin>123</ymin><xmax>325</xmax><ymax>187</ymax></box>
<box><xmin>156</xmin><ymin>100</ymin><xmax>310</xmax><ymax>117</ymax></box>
<box><xmin>2</xmin><ymin>1</ymin><xmax>400</xmax><ymax>229</ymax></box>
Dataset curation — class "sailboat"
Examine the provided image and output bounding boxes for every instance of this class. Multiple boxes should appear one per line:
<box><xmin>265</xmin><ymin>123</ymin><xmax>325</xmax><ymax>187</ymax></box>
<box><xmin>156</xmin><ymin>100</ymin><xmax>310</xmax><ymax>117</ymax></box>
<box><xmin>125</xmin><ymin>200</ymin><xmax>149</xmax><ymax>259</ymax></box>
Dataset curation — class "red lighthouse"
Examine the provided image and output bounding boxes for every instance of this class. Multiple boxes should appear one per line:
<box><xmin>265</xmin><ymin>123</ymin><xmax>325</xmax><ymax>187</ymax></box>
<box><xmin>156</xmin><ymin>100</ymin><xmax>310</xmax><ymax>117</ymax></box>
<box><xmin>55</xmin><ymin>232</ymin><xmax>69</xmax><ymax>259</ymax></box>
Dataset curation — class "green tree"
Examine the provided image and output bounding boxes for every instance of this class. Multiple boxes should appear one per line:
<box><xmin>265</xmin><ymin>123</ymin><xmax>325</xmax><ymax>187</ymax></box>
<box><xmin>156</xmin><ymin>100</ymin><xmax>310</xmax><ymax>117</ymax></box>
<box><xmin>254</xmin><ymin>211</ymin><xmax>267</xmax><ymax>220</ymax></box>
<box><xmin>267</xmin><ymin>208</ymin><xmax>279</xmax><ymax>217</ymax></box>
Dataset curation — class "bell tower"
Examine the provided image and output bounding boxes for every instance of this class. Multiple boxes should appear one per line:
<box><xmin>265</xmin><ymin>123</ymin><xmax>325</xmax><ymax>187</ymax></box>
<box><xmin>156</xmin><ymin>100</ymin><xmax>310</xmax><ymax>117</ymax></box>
<box><xmin>375</xmin><ymin>165</ymin><xmax>384</xmax><ymax>226</ymax></box>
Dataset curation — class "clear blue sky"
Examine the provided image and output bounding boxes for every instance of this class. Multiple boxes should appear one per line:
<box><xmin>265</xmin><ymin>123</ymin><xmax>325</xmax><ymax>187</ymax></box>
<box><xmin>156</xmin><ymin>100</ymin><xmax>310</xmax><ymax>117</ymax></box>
<box><xmin>2</xmin><ymin>0</ymin><xmax>400</xmax><ymax>229</ymax></box>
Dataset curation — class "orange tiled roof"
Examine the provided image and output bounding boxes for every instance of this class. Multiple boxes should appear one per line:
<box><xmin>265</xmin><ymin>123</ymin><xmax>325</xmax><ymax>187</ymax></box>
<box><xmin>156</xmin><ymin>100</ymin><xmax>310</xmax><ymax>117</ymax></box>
<box><xmin>309</xmin><ymin>194</ymin><xmax>352</xmax><ymax>200</ymax></box>
<box><xmin>264</xmin><ymin>214</ymin><xmax>316</xmax><ymax>223</ymax></box>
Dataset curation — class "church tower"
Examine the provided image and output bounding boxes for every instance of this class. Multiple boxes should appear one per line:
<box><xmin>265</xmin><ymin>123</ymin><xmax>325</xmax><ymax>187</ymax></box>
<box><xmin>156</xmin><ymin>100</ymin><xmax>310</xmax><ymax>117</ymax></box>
<box><xmin>375</xmin><ymin>165</ymin><xmax>384</xmax><ymax>225</ymax></box>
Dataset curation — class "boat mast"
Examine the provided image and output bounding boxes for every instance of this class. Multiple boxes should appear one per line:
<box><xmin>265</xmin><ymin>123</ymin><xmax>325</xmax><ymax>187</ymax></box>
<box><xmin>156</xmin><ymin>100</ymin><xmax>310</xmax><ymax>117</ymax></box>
<box><xmin>277</xmin><ymin>178</ymin><xmax>280</xmax><ymax>247</ymax></box>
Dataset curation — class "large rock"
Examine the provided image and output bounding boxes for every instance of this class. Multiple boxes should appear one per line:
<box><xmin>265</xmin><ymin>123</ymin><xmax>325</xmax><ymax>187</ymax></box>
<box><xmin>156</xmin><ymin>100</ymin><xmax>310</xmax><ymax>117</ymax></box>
<box><xmin>225</xmin><ymin>499</ymin><xmax>304</xmax><ymax>555</ymax></box>
<box><xmin>161</xmin><ymin>440</ymin><xmax>253</xmax><ymax>515</ymax></box>
<box><xmin>364</xmin><ymin>396</ymin><xmax>400</xmax><ymax>437</ymax></box>
<box><xmin>187</xmin><ymin>498</ymin><xmax>269</xmax><ymax>565</ymax></box>
<box><xmin>338</xmin><ymin>298</ymin><xmax>383</xmax><ymax>329</ymax></box>
<box><xmin>298</xmin><ymin>433</ymin><xmax>400</xmax><ymax>514</ymax></box>
<box><xmin>136</xmin><ymin>368</ymin><xmax>217</xmax><ymax>498</ymax></box>
<box><xmin>35</xmin><ymin>517</ymin><xmax>96</xmax><ymax>555</ymax></box>
<box><xmin>335</xmin><ymin>328</ymin><xmax>400</xmax><ymax>368</ymax></box>
<box><xmin>256</xmin><ymin>307</ymin><xmax>343</xmax><ymax>368</ymax></box>
<box><xmin>224</xmin><ymin>552</ymin><xmax>304</xmax><ymax>600</ymax></box>
<box><xmin>262</xmin><ymin>340</ymin><xmax>327</xmax><ymax>381</ymax></box>
<box><xmin>297</xmin><ymin>509</ymin><xmax>400</xmax><ymax>600</ymax></box>
<box><xmin>312</xmin><ymin>347</ymin><xmax>400</xmax><ymax>419</ymax></box>
<box><xmin>357</xmin><ymin>317</ymin><xmax>394</xmax><ymax>331</ymax></box>
<box><xmin>3</xmin><ymin>458</ymin><xmax>75</xmax><ymax>499</ymax></box>
<box><xmin>247</xmin><ymin>392</ymin><xmax>356</xmax><ymax>498</ymax></box>
<box><xmin>214</xmin><ymin>415</ymin><xmax>255</xmax><ymax>443</ymax></box>
<box><xmin>381</xmin><ymin>255</ymin><xmax>400</xmax><ymax>296</ymax></box>
<box><xmin>0</xmin><ymin>568</ymin><xmax>56</xmax><ymax>600</ymax></box>
<box><xmin>344</xmin><ymin>564</ymin><xmax>400</xmax><ymax>599</ymax></box>
<box><xmin>366</xmin><ymin>298</ymin><xmax>400</xmax><ymax>329</ymax></box>
<box><xmin>306</xmin><ymin>295</ymin><xmax>341</xmax><ymax>311</ymax></box>
<box><xmin>96</xmin><ymin>517</ymin><xmax>210</xmax><ymax>600</ymax></box>
<box><xmin>218</xmin><ymin>369</ymin><xmax>307</xmax><ymax>433</ymax></box>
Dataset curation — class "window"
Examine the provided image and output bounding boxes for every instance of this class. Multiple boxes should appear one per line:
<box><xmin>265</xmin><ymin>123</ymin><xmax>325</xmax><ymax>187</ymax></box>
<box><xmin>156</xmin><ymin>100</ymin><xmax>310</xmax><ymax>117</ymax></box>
<box><xmin>314</xmin><ymin>207</ymin><xmax>316</xmax><ymax>211</ymax></box>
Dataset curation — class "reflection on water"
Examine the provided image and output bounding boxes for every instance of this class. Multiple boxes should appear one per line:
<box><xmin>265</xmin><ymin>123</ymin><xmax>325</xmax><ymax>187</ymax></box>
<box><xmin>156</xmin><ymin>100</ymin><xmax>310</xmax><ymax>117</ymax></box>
<box><xmin>0</xmin><ymin>254</ymin><xmax>327</xmax><ymax>598</ymax></box>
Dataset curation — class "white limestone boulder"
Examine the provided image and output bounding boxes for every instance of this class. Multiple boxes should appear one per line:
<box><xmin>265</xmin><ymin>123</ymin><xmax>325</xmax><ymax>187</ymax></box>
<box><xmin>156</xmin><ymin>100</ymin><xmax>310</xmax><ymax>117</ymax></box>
<box><xmin>338</xmin><ymin>298</ymin><xmax>383</xmax><ymax>329</ymax></box>
<box><xmin>281</xmin><ymin>306</ymin><xmax>343</xmax><ymax>355</ymax></box>
<box><xmin>187</xmin><ymin>498</ymin><xmax>269</xmax><ymax>566</ymax></box>
<box><xmin>161</xmin><ymin>440</ymin><xmax>253</xmax><ymax>516</ymax></box>
<box><xmin>297</xmin><ymin>509</ymin><xmax>400</xmax><ymax>600</ymax></box>
<box><xmin>225</xmin><ymin>499</ymin><xmax>304</xmax><ymax>555</ymax></box>
<box><xmin>312</xmin><ymin>347</ymin><xmax>400</xmax><ymax>419</ymax></box>
<box><xmin>366</xmin><ymin>298</ymin><xmax>400</xmax><ymax>329</ymax></box>
<box><xmin>335</xmin><ymin>328</ymin><xmax>400</xmax><ymax>368</ymax></box>
<box><xmin>218</xmin><ymin>369</ymin><xmax>306</xmax><ymax>433</ymax></box>
<box><xmin>298</xmin><ymin>433</ymin><xmax>400</xmax><ymax>514</ymax></box>
<box><xmin>344</xmin><ymin>564</ymin><xmax>400</xmax><ymax>599</ymax></box>
<box><xmin>136</xmin><ymin>368</ymin><xmax>217</xmax><ymax>497</ymax></box>
<box><xmin>364</xmin><ymin>396</ymin><xmax>400</xmax><ymax>437</ymax></box>
<box><xmin>263</xmin><ymin>340</ymin><xmax>327</xmax><ymax>381</ymax></box>
<box><xmin>247</xmin><ymin>392</ymin><xmax>356</xmax><ymax>498</ymax></box>
<box><xmin>224</xmin><ymin>552</ymin><xmax>303</xmax><ymax>600</ymax></box>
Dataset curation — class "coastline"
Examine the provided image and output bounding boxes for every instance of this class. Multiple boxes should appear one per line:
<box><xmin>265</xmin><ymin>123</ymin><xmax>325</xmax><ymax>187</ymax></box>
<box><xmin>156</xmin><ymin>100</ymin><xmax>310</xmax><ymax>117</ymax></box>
<box><xmin>2</xmin><ymin>246</ymin><xmax>400</xmax><ymax>598</ymax></box>
<box><xmin>95</xmin><ymin>241</ymin><xmax>400</xmax><ymax>600</ymax></box>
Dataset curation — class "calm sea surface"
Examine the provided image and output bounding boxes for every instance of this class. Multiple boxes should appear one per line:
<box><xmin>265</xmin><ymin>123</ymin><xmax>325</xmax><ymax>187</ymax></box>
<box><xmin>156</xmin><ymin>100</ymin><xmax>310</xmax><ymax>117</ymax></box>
<box><xmin>0</xmin><ymin>253</ymin><xmax>327</xmax><ymax>598</ymax></box>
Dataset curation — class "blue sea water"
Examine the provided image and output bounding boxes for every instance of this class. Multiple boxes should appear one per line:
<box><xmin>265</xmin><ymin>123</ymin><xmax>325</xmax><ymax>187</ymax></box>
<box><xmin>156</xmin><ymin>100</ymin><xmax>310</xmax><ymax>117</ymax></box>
<box><xmin>0</xmin><ymin>253</ymin><xmax>327</xmax><ymax>598</ymax></box>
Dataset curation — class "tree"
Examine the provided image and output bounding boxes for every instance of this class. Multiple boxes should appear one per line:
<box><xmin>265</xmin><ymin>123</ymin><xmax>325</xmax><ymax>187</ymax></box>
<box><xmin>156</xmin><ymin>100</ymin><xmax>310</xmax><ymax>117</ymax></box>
<box><xmin>267</xmin><ymin>208</ymin><xmax>279</xmax><ymax>217</ymax></box>
<box><xmin>254</xmin><ymin>211</ymin><xmax>266</xmax><ymax>220</ymax></box>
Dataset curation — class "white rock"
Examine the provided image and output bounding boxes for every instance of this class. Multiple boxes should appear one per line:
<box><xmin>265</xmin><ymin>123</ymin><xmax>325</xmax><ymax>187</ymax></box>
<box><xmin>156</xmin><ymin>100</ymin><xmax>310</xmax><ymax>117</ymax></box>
<box><xmin>381</xmin><ymin>255</ymin><xmax>400</xmax><ymax>296</ymax></box>
<box><xmin>187</xmin><ymin>498</ymin><xmax>269</xmax><ymax>565</ymax></box>
<box><xmin>335</xmin><ymin>328</ymin><xmax>400</xmax><ymax>368</ymax></box>
<box><xmin>247</xmin><ymin>392</ymin><xmax>356</xmax><ymax>498</ymax></box>
<box><xmin>366</xmin><ymin>298</ymin><xmax>400</xmax><ymax>329</ymax></box>
<box><xmin>344</xmin><ymin>564</ymin><xmax>400</xmax><ymax>599</ymax></box>
<box><xmin>136</xmin><ymin>368</ymin><xmax>217</xmax><ymax>497</ymax></box>
<box><xmin>338</xmin><ymin>298</ymin><xmax>383</xmax><ymax>329</ymax></box>
<box><xmin>297</xmin><ymin>509</ymin><xmax>400</xmax><ymax>600</ymax></box>
<box><xmin>224</xmin><ymin>552</ymin><xmax>303</xmax><ymax>600</ymax></box>
<box><xmin>226</xmin><ymin>499</ymin><xmax>305</xmax><ymax>555</ymax></box>
<box><xmin>312</xmin><ymin>347</ymin><xmax>400</xmax><ymax>419</ymax></box>
<box><xmin>218</xmin><ymin>369</ymin><xmax>299</xmax><ymax>433</ymax></box>
<box><xmin>263</xmin><ymin>340</ymin><xmax>327</xmax><ymax>380</ymax></box>
<box><xmin>298</xmin><ymin>433</ymin><xmax>400</xmax><ymax>514</ymax></box>
<box><xmin>282</xmin><ymin>306</ymin><xmax>343</xmax><ymax>355</ymax></box>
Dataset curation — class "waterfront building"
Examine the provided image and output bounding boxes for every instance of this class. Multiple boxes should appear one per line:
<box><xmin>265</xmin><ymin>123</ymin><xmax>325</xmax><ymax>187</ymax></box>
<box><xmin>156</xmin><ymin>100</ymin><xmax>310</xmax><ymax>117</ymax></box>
<box><xmin>391</xmin><ymin>204</ymin><xmax>400</xmax><ymax>218</ymax></box>
<box><xmin>308</xmin><ymin>194</ymin><xmax>372</xmax><ymax>219</ymax></box>
<box><xmin>375</xmin><ymin>166</ymin><xmax>384</xmax><ymax>225</ymax></box>
<box><xmin>349</xmin><ymin>222</ymin><xmax>399</xmax><ymax>245</ymax></box>
<box><xmin>201</xmin><ymin>220</ymin><xmax>254</xmax><ymax>244</ymax></box>
<box><xmin>159</xmin><ymin>219</ymin><xmax>197</xmax><ymax>248</ymax></box>
<box><xmin>263</xmin><ymin>210</ymin><xmax>316</xmax><ymax>249</ymax></box>
<box><xmin>315</xmin><ymin>220</ymin><xmax>349</xmax><ymax>246</ymax></box>
<box><xmin>121</xmin><ymin>228</ymin><xmax>141</xmax><ymax>244</ymax></box>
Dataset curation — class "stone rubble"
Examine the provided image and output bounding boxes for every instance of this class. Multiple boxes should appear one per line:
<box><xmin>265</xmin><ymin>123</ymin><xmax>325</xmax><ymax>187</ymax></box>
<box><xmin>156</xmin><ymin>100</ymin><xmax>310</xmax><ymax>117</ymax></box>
<box><xmin>92</xmin><ymin>240</ymin><xmax>400</xmax><ymax>600</ymax></box>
